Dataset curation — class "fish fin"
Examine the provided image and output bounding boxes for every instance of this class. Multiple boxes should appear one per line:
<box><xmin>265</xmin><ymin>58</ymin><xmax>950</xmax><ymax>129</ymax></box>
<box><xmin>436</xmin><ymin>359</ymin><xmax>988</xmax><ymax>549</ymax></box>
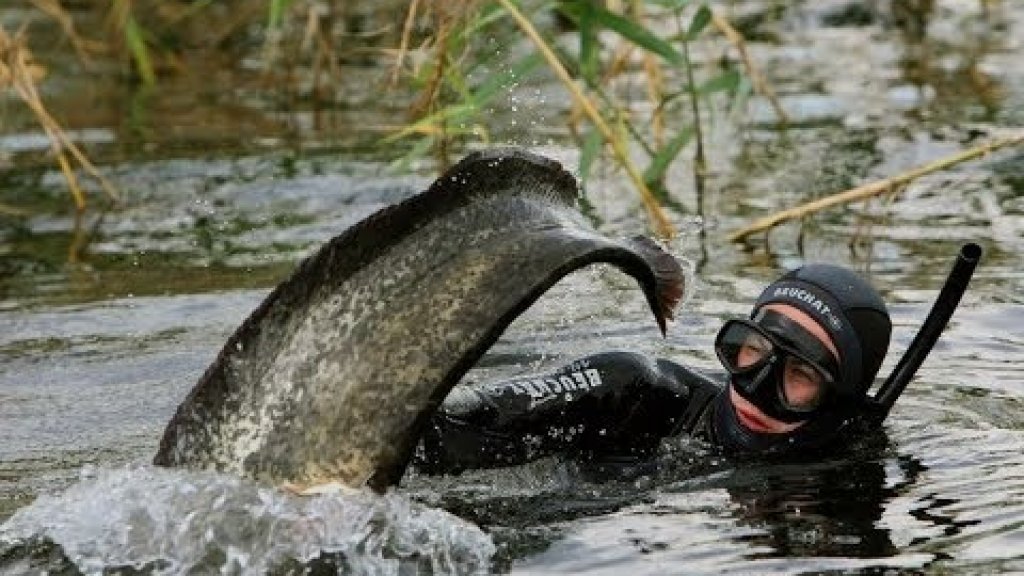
<box><xmin>624</xmin><ymin>235</ymin><xmax>687</xmax><ymax>334</ymax></box>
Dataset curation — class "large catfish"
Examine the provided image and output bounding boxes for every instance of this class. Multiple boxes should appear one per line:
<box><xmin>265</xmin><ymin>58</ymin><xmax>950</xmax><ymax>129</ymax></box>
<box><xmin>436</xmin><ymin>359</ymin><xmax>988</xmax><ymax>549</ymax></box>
<box><xmin>154</xmin><ymin>148</ymin><xmax>686</xmax><ymax>492</ymax></box>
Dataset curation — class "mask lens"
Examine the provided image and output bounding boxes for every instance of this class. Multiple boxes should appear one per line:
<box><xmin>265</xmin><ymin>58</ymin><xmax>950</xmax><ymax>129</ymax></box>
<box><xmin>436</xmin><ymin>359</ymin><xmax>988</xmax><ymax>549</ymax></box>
<box><xmin>779</xmin><ymin>355</ymin><xmax>829</xmax><ymax>411</ymax></box>
<box><xmin>717</xmin><ymin>314</ymin><xmax>839</xmax><ymax>419</ymax></box>
<box><xmin>715</xmin><ymin>320</ymin><xmax>774</xmax><ymax>374</ymax></box>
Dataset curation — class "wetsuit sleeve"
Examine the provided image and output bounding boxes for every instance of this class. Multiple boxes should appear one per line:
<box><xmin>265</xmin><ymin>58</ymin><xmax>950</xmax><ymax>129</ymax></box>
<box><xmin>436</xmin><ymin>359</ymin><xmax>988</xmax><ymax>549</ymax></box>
<box><xmin>412</xmin><ymin>351</ymin><xmax>694</xmax><ymax>474</ymax></box>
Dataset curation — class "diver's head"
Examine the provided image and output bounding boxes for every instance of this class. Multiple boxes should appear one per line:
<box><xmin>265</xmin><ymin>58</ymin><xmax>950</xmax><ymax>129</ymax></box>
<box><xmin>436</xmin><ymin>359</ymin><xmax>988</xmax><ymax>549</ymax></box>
<box><xmin>712</xmin><ymin>264</ymin><xmax>891</xmax><ymax>454</ymax></box>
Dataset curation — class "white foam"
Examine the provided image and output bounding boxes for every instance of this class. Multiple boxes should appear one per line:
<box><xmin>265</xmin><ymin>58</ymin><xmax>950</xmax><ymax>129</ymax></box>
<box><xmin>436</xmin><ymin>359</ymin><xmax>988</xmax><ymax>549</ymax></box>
<box><xmin>0</xmin><ymin>464</ymin><xmax>494</xmax><ymax>575</ymax></box>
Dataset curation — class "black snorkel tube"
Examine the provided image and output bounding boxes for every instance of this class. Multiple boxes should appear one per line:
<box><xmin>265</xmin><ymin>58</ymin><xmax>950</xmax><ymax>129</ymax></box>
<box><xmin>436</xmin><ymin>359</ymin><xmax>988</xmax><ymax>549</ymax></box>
<box><xmin>868</xmin><ymin>243</ymin><xmax>983</xmax><ymax>424</ymax></box>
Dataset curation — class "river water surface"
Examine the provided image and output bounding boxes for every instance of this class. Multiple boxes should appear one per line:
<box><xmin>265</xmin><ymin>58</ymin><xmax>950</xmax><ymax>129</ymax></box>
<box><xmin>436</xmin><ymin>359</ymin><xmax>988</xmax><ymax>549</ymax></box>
<box><xmin>1</xmin><ymin>1</ymin><xmax>1023</xmax><ymax>574</ymax></box>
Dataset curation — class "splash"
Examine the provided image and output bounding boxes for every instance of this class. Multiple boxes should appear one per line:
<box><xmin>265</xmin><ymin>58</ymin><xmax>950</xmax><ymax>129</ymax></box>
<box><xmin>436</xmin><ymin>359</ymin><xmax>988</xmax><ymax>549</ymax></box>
<box><xmin>0</xmin><ymin>465</ymin><xmax>494</xmax><ymax>575</ymax></box>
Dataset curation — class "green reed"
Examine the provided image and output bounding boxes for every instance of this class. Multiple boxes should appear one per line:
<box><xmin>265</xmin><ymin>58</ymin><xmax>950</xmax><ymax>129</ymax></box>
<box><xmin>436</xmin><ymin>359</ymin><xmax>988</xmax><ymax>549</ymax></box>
<box><xmin>385</xmin><ymin>0</ymin><xmax>754</xmax><ymax>236</ymax></box>
<box><xmin>15</xmin><ymin>0</ymin><xmax>763</xmax><ymax>235</ymax></box>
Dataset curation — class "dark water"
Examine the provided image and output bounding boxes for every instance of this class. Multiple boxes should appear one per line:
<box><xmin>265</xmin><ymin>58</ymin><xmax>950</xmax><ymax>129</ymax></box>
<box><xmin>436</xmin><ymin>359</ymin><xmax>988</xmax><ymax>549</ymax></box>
<box><xmin>2</xmin><ymin>0</ymin><xmax>1024</xmax><ymax>574</ymax></box>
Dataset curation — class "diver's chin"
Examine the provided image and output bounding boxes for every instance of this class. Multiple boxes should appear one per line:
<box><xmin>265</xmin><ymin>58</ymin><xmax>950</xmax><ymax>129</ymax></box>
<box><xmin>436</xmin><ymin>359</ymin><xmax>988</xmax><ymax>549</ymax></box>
<box><xmin>729</xmin><ymin>388</ymin><xmax>805</xmax><ymax>434</ymax></box>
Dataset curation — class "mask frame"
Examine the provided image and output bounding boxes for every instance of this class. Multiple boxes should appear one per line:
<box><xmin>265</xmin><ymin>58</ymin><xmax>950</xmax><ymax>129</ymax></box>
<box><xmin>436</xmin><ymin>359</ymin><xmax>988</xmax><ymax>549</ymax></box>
<box><xmin>714</xmin><ymin>309</ymin><xmax>840</xmax><ymax>423</ymax></box>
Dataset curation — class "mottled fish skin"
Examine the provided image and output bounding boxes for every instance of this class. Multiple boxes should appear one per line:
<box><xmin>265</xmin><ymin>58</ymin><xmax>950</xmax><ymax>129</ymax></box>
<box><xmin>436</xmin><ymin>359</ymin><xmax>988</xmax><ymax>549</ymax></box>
<box><xmin>154</xmin><ymin>148</ymin><xmax>686</xmax><ymax>491</ymax></box>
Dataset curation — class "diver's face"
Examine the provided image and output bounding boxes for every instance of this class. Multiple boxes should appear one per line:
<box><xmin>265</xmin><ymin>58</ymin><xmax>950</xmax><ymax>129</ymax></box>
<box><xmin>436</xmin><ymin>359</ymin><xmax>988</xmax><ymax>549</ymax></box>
<box><xmin>727</xmin><ymin>303</ymin><xmax>840</xmax><ymax>434</ymax></box>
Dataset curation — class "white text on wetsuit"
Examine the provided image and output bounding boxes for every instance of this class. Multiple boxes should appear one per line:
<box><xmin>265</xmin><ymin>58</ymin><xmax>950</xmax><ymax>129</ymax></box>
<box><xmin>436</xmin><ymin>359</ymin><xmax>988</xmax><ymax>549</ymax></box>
<box><xmin>485</xmin><ymin>369</ymin><xmax>604</xmax><ymax>400</ymax></box>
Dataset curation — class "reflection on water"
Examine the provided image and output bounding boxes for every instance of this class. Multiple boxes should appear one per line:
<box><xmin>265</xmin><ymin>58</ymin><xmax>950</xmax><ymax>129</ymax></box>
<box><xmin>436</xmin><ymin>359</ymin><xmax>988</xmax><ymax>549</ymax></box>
<box><xmin>725</xmin><ymin>455</ymin><xmax>908</xmax><ymax>560</ymax></box>
<box><xmin>505</xmin><ymin>427</ymin><xmax>1024</xmax><ymax>575</ymax></box>
<box><xmin>2</xmin><ymin>0</ymin><xmax>1024</xmax><ymax>574</ymax></box>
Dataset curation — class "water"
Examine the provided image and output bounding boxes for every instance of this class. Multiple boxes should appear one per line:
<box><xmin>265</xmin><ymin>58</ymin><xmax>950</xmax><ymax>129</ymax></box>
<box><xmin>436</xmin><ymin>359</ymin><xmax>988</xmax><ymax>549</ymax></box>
<box><xmin>0</xmin><ymin>466</ymin><xmax>494</xmax><ymax>575</ymax></box>
<box><xmin>2</xmin><ymin>0</ymin><xmax>1024</xmax><ymax>574</ymax></box>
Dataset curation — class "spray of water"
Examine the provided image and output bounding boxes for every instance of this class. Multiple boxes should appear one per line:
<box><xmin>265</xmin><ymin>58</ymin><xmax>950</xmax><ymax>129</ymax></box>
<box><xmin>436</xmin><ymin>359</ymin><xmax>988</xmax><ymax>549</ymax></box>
<box><xmin>0</xmin><ymin>464</ymin><xmax>494</xmax><ymax>575</ymax></box>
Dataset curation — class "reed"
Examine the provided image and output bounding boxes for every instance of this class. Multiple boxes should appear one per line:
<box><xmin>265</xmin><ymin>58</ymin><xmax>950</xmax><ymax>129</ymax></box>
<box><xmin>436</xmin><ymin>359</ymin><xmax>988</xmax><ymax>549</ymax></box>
<box><xmin>0</xmin><ymin>25</ymin><xmax>118</xmax><ymax>212</ymax></box>
<box><xmin>12</xmin><ymin>0</ymin><xmax>770</xmax><ymax>234</ymax></box>
<box><xmin>111</xmin><ymin>0</ymin><xmax>156</xmax><ymax>87</ymax></box>
<box><xmin>385</xmin><ymin>0</ymin><xmax>763</xmax><ymax>237</ymax></box>
<box><xmin>728</xmin><ymin>134</ymin><xmax>1024</xmax><ymax>243</ymax></box>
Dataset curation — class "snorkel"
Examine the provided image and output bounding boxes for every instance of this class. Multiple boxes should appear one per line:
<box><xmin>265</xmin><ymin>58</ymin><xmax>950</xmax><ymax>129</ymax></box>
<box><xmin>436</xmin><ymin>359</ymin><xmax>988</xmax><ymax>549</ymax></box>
<box><xmin>867</xmin><ymin>243</ymin><xmax>983</xmax><ymax>424</ymax></box>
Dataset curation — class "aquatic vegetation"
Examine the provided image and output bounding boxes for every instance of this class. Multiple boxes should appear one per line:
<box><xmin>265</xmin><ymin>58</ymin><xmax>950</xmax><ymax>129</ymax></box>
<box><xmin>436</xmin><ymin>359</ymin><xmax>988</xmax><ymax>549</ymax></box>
<box><xmin>729</xmin><ymin>133</ymin><xmax>1024</xmax><ymax>242</ymax></box>
<box><xmin>385</xmin><ymin>0</ymin><xmax>773</xmax><ymax>238</ymax></box>
<box><xmin>0</xmin><ymin>25</ymin><xmax>117</xmax><ymax>212</ymax></box>
<box><xmin>5</xmin><ymin>0</ymin><xmax>1016</xmax><ymax>239</ymax></box>
<box><xmin>10</xmin><ymin>0</ymin><xmax>771</xmax><ymax>238</ymax></box>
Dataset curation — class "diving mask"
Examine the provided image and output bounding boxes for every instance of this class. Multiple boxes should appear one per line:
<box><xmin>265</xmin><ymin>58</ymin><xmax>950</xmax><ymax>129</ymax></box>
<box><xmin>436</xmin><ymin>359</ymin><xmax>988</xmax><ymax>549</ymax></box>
<box><xmin>714</xmin><ymin>309</ymin><xmax>840</xmax><ymax>423</ymax></box>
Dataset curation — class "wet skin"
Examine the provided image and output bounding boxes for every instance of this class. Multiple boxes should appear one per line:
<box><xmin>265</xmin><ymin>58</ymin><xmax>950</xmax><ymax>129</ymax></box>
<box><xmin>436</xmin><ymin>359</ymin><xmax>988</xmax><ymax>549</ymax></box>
<box><xmin>728</xmin><ymin>303</ymin><xmax>841</xmax><ymax>434</ymax></box>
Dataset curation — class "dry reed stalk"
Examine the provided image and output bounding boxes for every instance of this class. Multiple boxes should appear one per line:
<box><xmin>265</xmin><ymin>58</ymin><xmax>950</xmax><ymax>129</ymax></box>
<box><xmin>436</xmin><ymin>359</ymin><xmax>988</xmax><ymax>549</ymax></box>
<box><xmin>495</xmin><ymin>0</ymin><xmax>675</xmax><ymax>238</ymax></box>
<box><xmin>711</xmin><ymin>9</ymin><xmax>788</xmax><ymax>125</ymax></box>
<box><xmin>1</xmin><ymin>26</ymin><xmax>119</xmax><ymax>211</ymax></box>
<box><xmin>642</xmin><ymin>51</ymin><xmax>665</xmax><ymax>147</ymax></box>
<box><xmin>728</xmin><ymin>134</ymin><xmax>1024</xmax><ymax>242</ymax></box>
<box><xmin>30</xmin><ymin>0</ymin><xmax>103</xmax><ymax>63</ymax></box>
<box><xmin>420</xmin><ymin>14</ymin><xmax>451</xmax><ymax>165</ymax></box>
<box><xmin>629</xmin><ymin>0</ymin><xmax>664</xmax><ymax>147</ymax></box>
<box><xmin>403</xmin><ymin>1</ymin><xmax>480</xmax><ymax>167</ymax></box>
<box><xmin>301</xmin><ymin>3</ymin><xmax>342</xmax><ymax>98</ymax></box>
<box><xmin>392</xmin><ymin>0</ymin><xmax>422</xmax><ymax>86</ymax></box>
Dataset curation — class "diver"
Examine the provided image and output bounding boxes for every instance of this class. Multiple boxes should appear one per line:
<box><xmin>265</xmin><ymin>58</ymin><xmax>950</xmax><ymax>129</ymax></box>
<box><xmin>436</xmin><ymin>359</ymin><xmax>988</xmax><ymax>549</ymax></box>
<box><xmin>413</xmin><ymin>263</ymin><xmax>894</xmax><ymax>473</ymax></box>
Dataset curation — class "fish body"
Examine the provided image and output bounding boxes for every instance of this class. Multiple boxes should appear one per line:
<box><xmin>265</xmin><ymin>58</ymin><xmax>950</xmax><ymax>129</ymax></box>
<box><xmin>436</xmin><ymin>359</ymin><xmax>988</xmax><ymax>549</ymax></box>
<box><xmin>154</xmin><ymin>149</ymin><xmax>685</xmax><ymax>491</ymax></box>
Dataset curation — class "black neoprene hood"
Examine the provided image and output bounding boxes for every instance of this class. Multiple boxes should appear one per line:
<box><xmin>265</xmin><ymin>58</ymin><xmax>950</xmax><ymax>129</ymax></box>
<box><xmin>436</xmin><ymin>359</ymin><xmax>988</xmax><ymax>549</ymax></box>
<box><xmin>752</xmin><ymin>264</ymin><xmax>892</xmax><ymax>397</ymax></box>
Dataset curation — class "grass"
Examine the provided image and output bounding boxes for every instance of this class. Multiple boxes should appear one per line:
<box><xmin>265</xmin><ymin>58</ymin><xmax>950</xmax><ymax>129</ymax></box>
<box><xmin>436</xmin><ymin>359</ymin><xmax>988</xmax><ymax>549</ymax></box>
<box><xmin>384</xmin><ymin>0</ymin><xmax>771</xmax><ymax>237</ymax></box>
<box><xmin>7</xmin><ymin>0</ymin><xmax>773</xmax><ymax>237</ymax></box>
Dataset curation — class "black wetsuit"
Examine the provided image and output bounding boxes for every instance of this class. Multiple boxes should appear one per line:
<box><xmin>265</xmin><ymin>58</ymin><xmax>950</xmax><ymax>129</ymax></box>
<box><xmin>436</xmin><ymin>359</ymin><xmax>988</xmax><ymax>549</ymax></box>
<box><xmin>414</xmin><ymin>352</ymin><xmax>724</xmax><ymax>474</ymax></box>
<box><xmin>414</xmin><ymin>263</ymin><xmax>895</xmax><ymax>474</ymax></box>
